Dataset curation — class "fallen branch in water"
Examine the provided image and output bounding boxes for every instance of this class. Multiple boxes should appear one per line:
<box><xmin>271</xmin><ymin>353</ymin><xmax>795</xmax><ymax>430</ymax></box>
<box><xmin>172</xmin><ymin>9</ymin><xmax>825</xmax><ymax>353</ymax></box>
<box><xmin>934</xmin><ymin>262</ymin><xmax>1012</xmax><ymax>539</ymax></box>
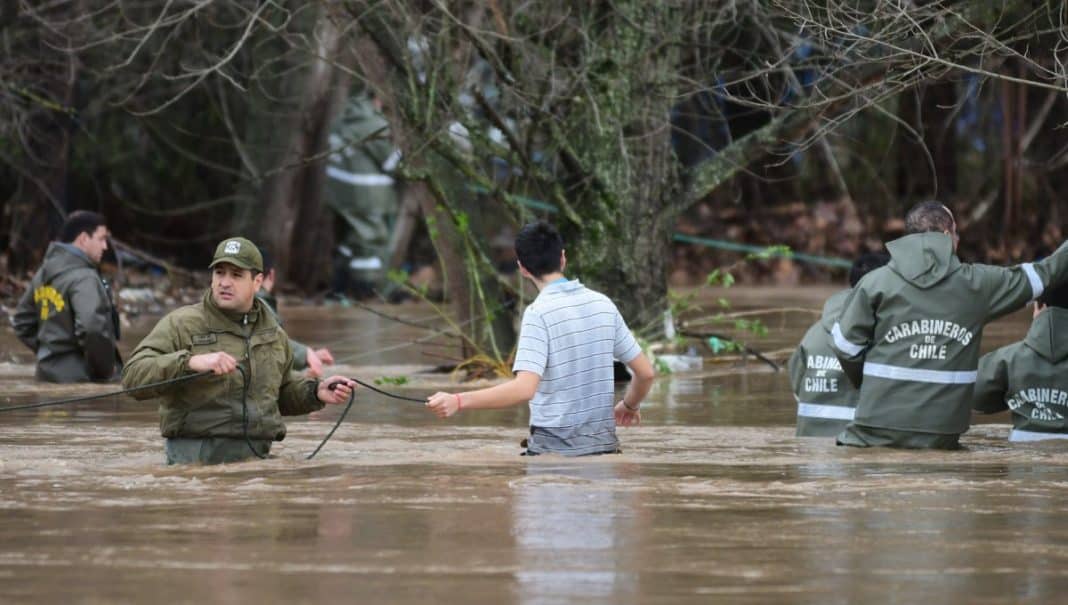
<box><xmin>676</xmin><ymin>329</ymin><xmax>781</xmax><ymax>372</ymax></box>
<box><xmin>111</xmin><ymin>237</ymin><xmax>198</xmax><ymax>286</ymax></box>
<box><xmin>682</xmin><ymin>307</ymin><xmax>820</xmax><ymax>327</ymax></box>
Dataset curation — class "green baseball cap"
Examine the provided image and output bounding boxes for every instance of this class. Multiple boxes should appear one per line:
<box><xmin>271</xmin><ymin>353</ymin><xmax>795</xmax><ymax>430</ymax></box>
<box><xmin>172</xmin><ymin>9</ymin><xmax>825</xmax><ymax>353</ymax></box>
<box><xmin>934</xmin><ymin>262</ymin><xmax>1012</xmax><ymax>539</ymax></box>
<box><xmin>209</xmin><ymin>237</ymin><xmax>263</xmax><ymax>273</ymax></box>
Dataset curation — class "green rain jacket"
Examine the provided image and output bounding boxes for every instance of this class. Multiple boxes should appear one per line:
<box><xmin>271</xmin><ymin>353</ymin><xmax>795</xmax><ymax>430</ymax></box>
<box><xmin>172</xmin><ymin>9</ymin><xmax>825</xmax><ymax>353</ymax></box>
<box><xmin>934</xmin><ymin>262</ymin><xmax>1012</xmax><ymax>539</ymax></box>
<box><xmin>11</xmin><ymin>242</ymin><xmax>120</xmax><ymax>383</ymax></box>
<box><xmin>973</xmin><ymin>307</ymin><xmax>1068</xmax><ymax>442</ymax></box>
<box><xmin>789</xmin><ymin>289</ymin><xmax>857</xmax><ymax>437</ymax></box>
<box><xmin>831</xmin><ymin>233</ymin><xmax>1068</xmax><ymax>444</ymax></box>
<box><xmin>121</xmin><ymin>290</ymin><xmax>322</xmax><ymax>441</ymax></box>
<box><xmin>325</xmin><ymin>97</ymin><xmax>399</xmax><ymax>260</ymax></box>
<box><xmin>255</xmin><ymin>289</ymin><xmax>309</xmax><ymax>370</ymax></box>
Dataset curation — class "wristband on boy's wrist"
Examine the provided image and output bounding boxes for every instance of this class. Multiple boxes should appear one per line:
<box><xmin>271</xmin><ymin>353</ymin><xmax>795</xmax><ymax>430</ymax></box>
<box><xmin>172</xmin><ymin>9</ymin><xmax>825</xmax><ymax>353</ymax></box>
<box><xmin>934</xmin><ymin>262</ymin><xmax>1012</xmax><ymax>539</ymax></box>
<box><xmin>622</xmin><ymin>400</ymin><xmax>639</xmax><ymax>412</ymax></box>
<box><xmin>455</xmin><ymin>393</ymin><xmax>463</xmax><ymax>412</ymax></box>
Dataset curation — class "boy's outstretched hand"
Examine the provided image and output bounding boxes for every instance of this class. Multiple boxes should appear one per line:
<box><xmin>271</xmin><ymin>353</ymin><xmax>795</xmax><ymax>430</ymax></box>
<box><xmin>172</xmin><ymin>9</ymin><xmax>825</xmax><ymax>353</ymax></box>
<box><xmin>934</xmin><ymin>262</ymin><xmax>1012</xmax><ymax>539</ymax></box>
<box><xmin>426</xmin><ymin>391</ymin><xmax>461</xmax><ymax>418</ymax></box>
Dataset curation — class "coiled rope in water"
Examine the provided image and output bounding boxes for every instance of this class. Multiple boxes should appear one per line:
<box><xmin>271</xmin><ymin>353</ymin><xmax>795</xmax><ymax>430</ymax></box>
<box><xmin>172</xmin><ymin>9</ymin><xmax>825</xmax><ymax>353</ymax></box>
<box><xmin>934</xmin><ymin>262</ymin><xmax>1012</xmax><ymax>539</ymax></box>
<box><xmin>0</xmin><ymin>371</ymin><xmax>428</xmax><ymax>460</ymax></box>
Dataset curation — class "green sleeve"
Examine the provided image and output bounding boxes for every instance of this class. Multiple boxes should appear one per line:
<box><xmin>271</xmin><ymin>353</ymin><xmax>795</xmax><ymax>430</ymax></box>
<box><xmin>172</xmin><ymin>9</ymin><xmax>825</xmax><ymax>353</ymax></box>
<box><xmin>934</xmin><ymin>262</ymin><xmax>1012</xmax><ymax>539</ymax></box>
<box><xmin>830</xmin><ymin>286</ymin><xmax>875</xmax><ymax>388</ymax></box>
<box><xmin>11</xmin><ymin>284</ymin><xmax>39</xmax><ymax>351</ymax></box>
<box><xmin>972</xmin><ymin>349</ymin><xmax>1010</xmax><ymax>414</ymax></box>
<box><xmin>276</xmin><ymin>332</ymin><xmax>324</xmax><ymax>416</ymax></box>
<box><xmin>787</xmin><ymin>342</ymin><xmax>806</xmax><ymax>398</ymax></box>
<box><xmin>983</xmin><ymin>241</ymin><xmax>1068</xmax><ymax>320</ymax></box>
<box><xmin>121</xmin><ymin>315</ymin><xmax>192</xmax><ymax>400</ymax></box>
<box><xmin>290</xmin><ymin>339</ymin><xmax>309</xmax><ymax>370</ymax></box>
<box><xmin>69</xmin><ymin>274</ymin><xmax>117</xmax><ymax>380</ymax></box>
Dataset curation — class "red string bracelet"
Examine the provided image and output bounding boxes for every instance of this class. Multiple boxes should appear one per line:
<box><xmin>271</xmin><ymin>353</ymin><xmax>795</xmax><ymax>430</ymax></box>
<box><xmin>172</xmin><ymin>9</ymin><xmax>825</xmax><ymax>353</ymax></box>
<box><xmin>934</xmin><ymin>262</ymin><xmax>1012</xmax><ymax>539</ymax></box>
<box><xmin>455</xmin><ymin>393</ymin><xmax>463</xmax><ymax>412</ymax></box>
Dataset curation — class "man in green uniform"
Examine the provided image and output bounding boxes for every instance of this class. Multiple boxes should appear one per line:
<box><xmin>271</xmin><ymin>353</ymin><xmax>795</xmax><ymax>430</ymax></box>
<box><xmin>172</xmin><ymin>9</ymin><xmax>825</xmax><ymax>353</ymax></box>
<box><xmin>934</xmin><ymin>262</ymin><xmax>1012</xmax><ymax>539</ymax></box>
<box><xmin>325</xmin><ymin>95</ymin><xmax>400</xmax><ymax>298</ymax></box>
<box><xmin>831</xmin><ymin>201</ymin><xmax>1068</xmax><ymax>449</ymax></box>
<box><xmin>789</xmin><ymin>252</ymin><xmax>889</xmax><ymax>437</ymax></box>
<box><xmin>121</xmin><ymin>237</ymin><xmax>356</xmax><ymax>465</ymax></box>
<box><xmin>12</xmin><ymin>211</ymin><xmax>121</xmax><ymax>383</ymax></box>
<box><xmin>973</xmin><ymin>281</ymin><xmax>1068</xmax><ymax>442</ymax></box>
<box><xmin>255</xmin><ymin>247</ymin><xmax>335</xmax><ymax>377</ymax></box>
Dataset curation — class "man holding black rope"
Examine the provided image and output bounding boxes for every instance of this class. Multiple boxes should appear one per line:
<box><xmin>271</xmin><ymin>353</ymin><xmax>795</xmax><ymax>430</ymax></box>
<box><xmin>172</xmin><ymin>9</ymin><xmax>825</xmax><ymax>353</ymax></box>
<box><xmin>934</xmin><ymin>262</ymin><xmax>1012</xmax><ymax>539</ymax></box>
<box><xmin>122</xmin><ymin>237</ymin><xmax>355</xmax><ymax>465</ymax></box>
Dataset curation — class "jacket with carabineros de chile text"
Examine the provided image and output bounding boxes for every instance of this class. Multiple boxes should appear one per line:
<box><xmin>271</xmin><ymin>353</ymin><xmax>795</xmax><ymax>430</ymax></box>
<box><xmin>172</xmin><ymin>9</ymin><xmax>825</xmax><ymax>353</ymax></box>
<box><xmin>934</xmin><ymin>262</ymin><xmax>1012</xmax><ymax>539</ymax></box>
<box><xmin>121</xmin><ymin>290</ymin><xmax>322</xmax><ymax>441</ymax></box>
<box><xmin>11</xmin><ymin>242</ymin><xmax>120</xmax><ymax>383</ymax></box>
<box><xmin>973</xmin><ymin>307</ymin><xmax>1068</xmax><ymax>441</ymax></box>
<box><xmin>789</xmin><ymin>289</ymin><xmax>858</xmax><ymax>437</ymax></box>
<box><xmin>830</xmin><ymin>233</ymin><xmax>1068</xmax><ymax>436</ymax></box>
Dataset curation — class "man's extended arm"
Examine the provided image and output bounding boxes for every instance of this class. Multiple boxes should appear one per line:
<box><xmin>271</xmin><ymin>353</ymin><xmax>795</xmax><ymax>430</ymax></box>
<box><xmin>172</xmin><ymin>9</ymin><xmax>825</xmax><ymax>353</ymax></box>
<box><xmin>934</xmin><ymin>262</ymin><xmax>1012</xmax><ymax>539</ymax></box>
<box><xmin>984</xmin><ymin>241</ymin><xmax>1068</xmax><ymax>320</ymax></box>
<box><xmin>121</xmin><ymin>316</ymin><xmax>191</xmax><ymax>399</ymax></box>
<box><xmin>425</xmin><ymin>371</ymin><xmax>541</xmax><ymax>418</ymax></box>
<box><xmin>613</xmin><ymin>352</ymin><xmax>656</xmax><ymax>427</ymax></box>
<box><xmin>277</xmin><ymin>332</ymin><xmax>326</xmax><ymax>415</ymax></box>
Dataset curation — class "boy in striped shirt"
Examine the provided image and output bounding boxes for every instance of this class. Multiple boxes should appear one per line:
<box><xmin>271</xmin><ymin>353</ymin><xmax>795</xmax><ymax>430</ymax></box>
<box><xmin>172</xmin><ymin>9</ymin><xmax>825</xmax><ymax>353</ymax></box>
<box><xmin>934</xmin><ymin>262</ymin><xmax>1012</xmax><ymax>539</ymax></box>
<box><xmin>426</xmin><ymin>221</ymin><xmax>656</xmax><ymax>455</ymax></box>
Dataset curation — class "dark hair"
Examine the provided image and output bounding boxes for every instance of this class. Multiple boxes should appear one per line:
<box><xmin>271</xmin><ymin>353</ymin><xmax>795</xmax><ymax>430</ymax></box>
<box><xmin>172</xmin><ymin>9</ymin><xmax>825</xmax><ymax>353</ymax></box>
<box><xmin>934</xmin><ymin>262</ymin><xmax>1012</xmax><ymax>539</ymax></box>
<box><xmin>1037</xmin><ymin>280</ymin><xmax>1068</xmax><ymax>310</ymax></box>
<box><xmin>515</xmin><ymin>221</ymin><xmax>564</xmax><ymax>277</ymax></box>
<box><xmin>849</xmin><ymin>252</ymin><xmax>890</xmax><ymax>287</ymax></box>
<box><xmin>905</xmin><ymin>201</ymin><xmax>954</xmax><ymax>234</ymax></box>
<box><xmin>259</xmin><ymin>246</ymin><xmax>275</xmax><ymax>274</ymax></box>
<box><xmin>59</xmin><ymin>211</ymin><xmax>107</xmax><ymax>243</ymax></box>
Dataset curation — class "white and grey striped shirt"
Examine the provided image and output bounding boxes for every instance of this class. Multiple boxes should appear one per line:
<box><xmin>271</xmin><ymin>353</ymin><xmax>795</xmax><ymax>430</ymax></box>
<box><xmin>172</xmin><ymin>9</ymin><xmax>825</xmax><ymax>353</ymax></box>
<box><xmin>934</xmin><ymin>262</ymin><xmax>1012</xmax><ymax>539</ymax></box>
<box><xmin>513</xmin><ymin>279</ymin><xmax>642</xmax><ymax>455</ymax></box>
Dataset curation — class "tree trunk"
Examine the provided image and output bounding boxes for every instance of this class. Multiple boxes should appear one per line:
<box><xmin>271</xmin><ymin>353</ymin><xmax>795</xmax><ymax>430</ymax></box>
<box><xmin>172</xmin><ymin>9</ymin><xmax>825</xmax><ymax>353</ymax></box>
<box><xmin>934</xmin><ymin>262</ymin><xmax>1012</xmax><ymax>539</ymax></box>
<box><xmin>896</xmin><ymin>80</ymin><xmax>958</xmax><ymax>203</ymax></box>
<box><xmin>258</xmin><ymin>7</ymin><xmax>347</xmax><ymax>288</ymax></box>
<box><xmin>4</xmin><ymin>6</ymin><xmax>81</xmax><ymax>275</ymax></box>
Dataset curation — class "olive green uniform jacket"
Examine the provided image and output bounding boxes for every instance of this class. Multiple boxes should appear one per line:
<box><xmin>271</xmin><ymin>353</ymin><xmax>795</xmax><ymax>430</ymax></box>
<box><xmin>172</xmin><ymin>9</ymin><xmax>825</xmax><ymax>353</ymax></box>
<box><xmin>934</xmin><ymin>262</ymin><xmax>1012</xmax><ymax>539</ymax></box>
<box><xmin>973</xmin><ymin>307</ymin><xmax>1068</xmax><ymax>442</ymax></box>
<box><xmin>121</xmin><ymin>290</ymin><xmax>322</xmax><ymax>441</ymax></box>
<box><xmin>325</xmin><ymin>97</ymin><xmax>399</xmax><ymax>262</ymax></box>
<box><xmin>788</xmin><ymin>289</ymin><xmax>857</xmax><ymax>437</ymax></box>
<box><xmin>831</xmin><ymin>233</ymin><xmax>1068</xmax><ymax>448</ymax></box>
<box><xmin>255</xmin><ymin>289</ymin><xmax>309</xmax><ymax>370</ymax></box>
<box><xmin>11</xmin><ymin>242</ymin><xmax>120</xmax><ymax>383</ymax></box>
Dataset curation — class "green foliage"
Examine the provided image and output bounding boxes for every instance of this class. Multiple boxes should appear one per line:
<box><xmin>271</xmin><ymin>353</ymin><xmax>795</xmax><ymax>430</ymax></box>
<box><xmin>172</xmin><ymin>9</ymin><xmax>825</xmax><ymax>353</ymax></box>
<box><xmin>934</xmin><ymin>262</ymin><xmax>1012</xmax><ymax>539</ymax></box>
<box><xmin>374</xmin><ymin>376</ymin><xmax>409</xmax><ymax>386</ymax></box>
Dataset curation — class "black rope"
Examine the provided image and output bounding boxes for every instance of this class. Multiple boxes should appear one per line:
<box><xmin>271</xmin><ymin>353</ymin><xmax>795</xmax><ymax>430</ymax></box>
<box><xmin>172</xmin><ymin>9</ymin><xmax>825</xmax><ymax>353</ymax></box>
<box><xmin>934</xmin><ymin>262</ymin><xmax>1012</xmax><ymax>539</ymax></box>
<box><xmin>347</xmin><ymin>378</ymin><xmax>427</xmax><ymax>403</ymax></box>
<box><xmin>0</xmin><ymin>371</ymin><xmax>212</xmax><ymax>413</ymax></box>
<box><xmin>235</xmin><ymin>364</ymin><xmax>268</xmax><ymax>460</ymax></box>
<box><xmin>305</xmin><ymin>377</ymin><xmax>424</xmax><ymax>460</ymax></box>
<box><xmin>0</xmin><ymin>367</ymin><xmax>427</xmax><ymax>461</ymax></box>
<box><xmin>306</xmin><ymin>387</ymin><xmax>356</xmax><ymax>460</ymax></box>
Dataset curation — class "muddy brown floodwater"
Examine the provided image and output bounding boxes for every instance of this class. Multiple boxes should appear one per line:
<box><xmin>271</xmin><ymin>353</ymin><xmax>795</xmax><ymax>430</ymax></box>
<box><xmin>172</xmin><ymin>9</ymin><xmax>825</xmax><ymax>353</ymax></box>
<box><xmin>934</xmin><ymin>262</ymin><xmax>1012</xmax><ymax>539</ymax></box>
<box><xmin>1</xmin><ymin>287</ymin><xmax>1066</xmax><ymax>604</ymax></box>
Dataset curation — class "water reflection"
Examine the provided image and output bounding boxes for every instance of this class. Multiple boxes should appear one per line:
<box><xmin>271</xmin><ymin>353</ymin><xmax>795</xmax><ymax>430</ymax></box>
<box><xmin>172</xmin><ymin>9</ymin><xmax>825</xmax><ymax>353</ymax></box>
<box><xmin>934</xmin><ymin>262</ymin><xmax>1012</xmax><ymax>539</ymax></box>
<box><xmin>512</xmin><ymin>462</ymin><xmax>638</xmax><ymax>605</ymax></box>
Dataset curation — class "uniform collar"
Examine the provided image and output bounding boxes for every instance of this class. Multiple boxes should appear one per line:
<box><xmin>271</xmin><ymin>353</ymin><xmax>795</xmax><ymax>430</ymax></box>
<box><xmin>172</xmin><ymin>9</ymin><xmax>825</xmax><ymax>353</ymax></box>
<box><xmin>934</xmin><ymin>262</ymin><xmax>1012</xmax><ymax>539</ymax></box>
<box><xmin>201</xmin><ymin>289</ymin><xmax>268</xmax><ymax>332</ymax></box>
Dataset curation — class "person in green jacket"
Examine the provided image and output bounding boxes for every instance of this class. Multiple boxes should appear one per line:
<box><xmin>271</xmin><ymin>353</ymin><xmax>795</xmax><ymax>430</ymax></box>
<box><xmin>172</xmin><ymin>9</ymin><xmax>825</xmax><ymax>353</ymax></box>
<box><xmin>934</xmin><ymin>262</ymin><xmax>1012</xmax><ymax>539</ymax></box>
<box><xmin>121</xmin><ymin>237</ymin><xmax>356</xmax><ymax>465</ymax></box>
<box><xmin>255</xmin><ymin>247</ymin><xmax>335</xmax><ymax>377</ymax></box>
<box><xmin>789</xmin><ymin>252</ymin><xmax>889</xmax><ymax>437</ymax></box>
<box><xmin>831</xmin><ymin>201</ymin><xmax>1068</xmax><ymax>449</ymax></box>
<box><xmin>324</xmin><ymin>94</ymin><xmax>401</xmax><ymax>299</ymax></box>
<box><xmin>973</xmin><ymin>281</ymin><xmax>1068</xmax><ymax>442</ymax></box>
<box><xmin>12</xmin><ymin>211</ymin><xmax>121</xmax><ymax>383</ymax></box>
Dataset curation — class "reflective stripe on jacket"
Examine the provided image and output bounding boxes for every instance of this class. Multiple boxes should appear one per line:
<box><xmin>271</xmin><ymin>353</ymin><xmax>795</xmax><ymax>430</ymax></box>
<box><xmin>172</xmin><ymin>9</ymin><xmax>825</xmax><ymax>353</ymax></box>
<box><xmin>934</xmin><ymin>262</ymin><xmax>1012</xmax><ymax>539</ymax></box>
<box><xmin>788</xmin><ymin>289</ymin><xmax>857</xmax><ymax>437</ymax></box>
<box><xmin>831</xmin><ymin>233</ymin><xmax>1068</xmax><ymax>435</ymax></box>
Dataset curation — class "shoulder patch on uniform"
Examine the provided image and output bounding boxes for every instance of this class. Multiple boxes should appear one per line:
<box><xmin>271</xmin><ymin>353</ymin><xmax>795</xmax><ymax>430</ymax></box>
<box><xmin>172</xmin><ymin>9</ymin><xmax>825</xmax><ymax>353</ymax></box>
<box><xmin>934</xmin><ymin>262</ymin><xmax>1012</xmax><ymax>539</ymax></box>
<box><xmin>191</xmin><ymin>333</ymin><xmax>217</xmax><ymax>345</ymax></box>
